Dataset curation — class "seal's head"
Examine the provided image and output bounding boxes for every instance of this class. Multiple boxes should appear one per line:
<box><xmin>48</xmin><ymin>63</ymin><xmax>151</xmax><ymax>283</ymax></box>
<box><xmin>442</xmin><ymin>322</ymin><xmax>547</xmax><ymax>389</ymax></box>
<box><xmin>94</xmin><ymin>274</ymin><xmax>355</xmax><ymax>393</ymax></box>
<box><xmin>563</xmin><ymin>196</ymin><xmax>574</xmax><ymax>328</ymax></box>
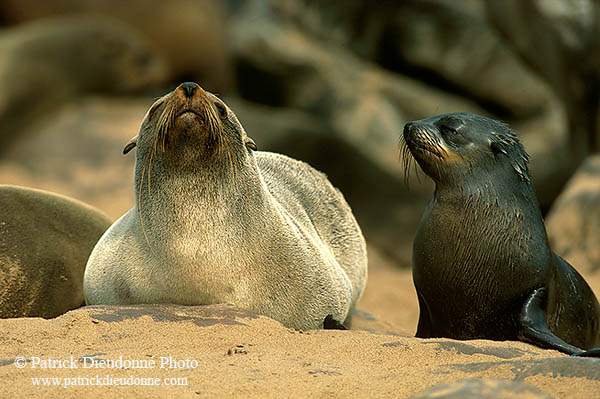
<box><xmin>124</xmin><ymin>82</ymin><xmax>256</xmax><ymax>170</ymax></box>
<box><xmin>401</xmin><ymin>112</ymin><xmax>530</xmax><ymax>186</ymax></box>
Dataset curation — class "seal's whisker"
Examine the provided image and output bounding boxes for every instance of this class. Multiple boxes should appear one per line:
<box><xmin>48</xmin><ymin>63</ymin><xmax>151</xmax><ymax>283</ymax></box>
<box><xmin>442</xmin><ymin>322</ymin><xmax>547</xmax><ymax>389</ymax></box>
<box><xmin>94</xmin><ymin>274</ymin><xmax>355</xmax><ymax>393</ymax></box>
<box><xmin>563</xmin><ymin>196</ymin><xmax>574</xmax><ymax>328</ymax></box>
<box><xmin>399</xmin><ymin>137</ymin><xmax>412</xmax><ymax>188</ymax></box>
<box><xmin>243</xmin><ymin>176</ymin><xmax>253</xmax><ymax>221</ymax></box>
<box><xmin>138</xmin><ymin>151</ymin><xmax>155</xmax><ymax>256</ymax></box>
<box><xmin>147</xmin><ymin>145</ymin><xmax>155</xmax><ymax>196</ymax></box>
<box><xmin>413</xmin><ymin>156</ymin><xmax>421</xmax><ymax>184</ymax></box>
<box><xmin>225</xmin><ymin>141</ymin><xmax>237</xmax><ymax>181</ymax></box>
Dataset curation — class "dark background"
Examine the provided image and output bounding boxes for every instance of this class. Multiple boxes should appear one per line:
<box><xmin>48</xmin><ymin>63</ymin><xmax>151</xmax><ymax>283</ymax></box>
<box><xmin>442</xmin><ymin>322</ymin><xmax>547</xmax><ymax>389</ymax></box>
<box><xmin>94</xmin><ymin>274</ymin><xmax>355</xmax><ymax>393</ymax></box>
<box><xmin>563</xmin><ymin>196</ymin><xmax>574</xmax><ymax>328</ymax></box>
<box><xmin>0</xmin><ymin>0</ymin><xmax>598</xmax><ymax>271</ymax></box>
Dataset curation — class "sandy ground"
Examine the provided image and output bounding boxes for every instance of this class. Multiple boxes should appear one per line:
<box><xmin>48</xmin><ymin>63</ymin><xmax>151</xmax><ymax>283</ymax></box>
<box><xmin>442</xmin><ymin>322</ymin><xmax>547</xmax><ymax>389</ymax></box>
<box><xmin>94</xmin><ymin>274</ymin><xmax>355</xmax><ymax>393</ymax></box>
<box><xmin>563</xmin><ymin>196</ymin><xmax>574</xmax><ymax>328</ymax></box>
<box><xmin>0</xmin><ymin>261</ymin><xmax>599</xmax><ymax>398</ymax></box>
<box><xmin>0</xmin><ymin>301</ymin><xmax>598</xmax><ymax>399</ymax></box>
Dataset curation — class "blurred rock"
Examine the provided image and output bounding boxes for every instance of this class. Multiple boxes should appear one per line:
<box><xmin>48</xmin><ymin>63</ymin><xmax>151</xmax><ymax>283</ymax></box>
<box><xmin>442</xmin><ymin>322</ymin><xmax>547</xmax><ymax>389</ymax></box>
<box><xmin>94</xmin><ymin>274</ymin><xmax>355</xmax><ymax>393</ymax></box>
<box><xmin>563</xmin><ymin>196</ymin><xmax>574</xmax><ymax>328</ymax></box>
<box><xmin>547</xmin><ymin>155</ymin><xmax>600</xmax><ymax>273</ymax></box>
<box><xmin>486</xmin><ymin>0</ymin><xmax>600</xmax><ymax>158</ymax></box>
<box><xmin>268</xmin><ymin>0</ymin><xmax>554</xmax><ymax>119</ymax></box>
<box><xmin>378</xmin><ymin>0</ymin><xmax>554</xmax><ymax>119</ymax></box>
<box><xmin>0</xmin><ymin>185</ymin><xmax>111</xmax><ymax>318</ymax></box>
<box><xmin>513</xmin><ymin>107</ymin><xmax>571</xmax><ymax>213</ymax></box>
<box><xmin>229</xmin><ymin>1</ymin><xmax>486</xmax><ymax>169</ymax></box>
<box><xmin>0</xmin><ymin>0</ymin><xmax>231</xmax><ymax>92</ymax></box>
<box><xmin>0</xmin><ymin>16</ymin><xmax>166</xmax><ymax>149</ymax></box>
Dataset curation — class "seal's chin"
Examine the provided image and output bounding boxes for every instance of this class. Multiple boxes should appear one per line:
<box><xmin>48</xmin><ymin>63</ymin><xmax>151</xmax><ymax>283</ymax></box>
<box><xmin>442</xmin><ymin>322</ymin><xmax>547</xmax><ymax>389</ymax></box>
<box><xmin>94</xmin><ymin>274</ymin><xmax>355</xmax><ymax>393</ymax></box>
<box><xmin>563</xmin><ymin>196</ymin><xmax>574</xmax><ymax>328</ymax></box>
<box><xmin>174</xmin><ymin>109</ymin><xmax>206</xmax><ymax>132</ymax></box>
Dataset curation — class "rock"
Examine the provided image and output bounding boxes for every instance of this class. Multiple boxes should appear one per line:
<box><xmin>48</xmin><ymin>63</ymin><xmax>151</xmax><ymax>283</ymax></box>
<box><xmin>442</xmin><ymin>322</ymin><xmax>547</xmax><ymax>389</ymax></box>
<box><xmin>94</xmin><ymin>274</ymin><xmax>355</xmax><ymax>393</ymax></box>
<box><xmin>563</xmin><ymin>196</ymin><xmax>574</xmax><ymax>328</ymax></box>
<box><xmin>411</xmin><ymin>378</ymin><xmax>554</xmax><ymax>399</ymax></box>
<box><xmin>486</xmin><ymin>0</ymin><xmax>600</xmax><ymax>158</ymax></box>
<box><xmin>546</xmin><ymin>155</ymin><xmax>600</xmax><ymax>273</ymax></box>
<box><xmin>0</xmin><ymin>303</ymin><xmax>598</xmax><ymax>397</ymax></box>
<box><xmin>512</xmin><ymin>109</ymin><xmax>570</xmax><ymax>212</ymax></box>
<box><xmin>0</xmin><ymin>0</ymin><xmax>231</xmax><ymax>92</ymax></box>
<box><xmin>0</xmin><ymin>16</ymin><xmax>166</xmax><ymax>149</ymax></box>
<box><xmin>0</xmin><ymin>185</ymin><xmax>111</xmax><ymax>318</ymax></box>
<box><xmin>229</xmin><ymin>1</ymin><xmax>487</xmax><ymax>160</ymax></box>
<box><xmin>376</xmin><ymin>0</ymin><xmax>554</xmax><ymax>119</ymax></box>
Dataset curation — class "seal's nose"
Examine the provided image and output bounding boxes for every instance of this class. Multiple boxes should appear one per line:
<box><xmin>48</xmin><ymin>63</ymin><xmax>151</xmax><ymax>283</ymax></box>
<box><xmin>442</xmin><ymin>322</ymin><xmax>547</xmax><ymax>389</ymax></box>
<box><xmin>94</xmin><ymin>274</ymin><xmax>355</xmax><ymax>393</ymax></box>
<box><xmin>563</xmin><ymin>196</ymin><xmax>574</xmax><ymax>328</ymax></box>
<box><xmin>403</xmin><ymin>122</ymin><xmax>414</xmax><ymax>136</ymax></box>
<box><xmin>179</xmin><ymin>82</ymin><xmax>199</xmax><ymax>98</ymax></box>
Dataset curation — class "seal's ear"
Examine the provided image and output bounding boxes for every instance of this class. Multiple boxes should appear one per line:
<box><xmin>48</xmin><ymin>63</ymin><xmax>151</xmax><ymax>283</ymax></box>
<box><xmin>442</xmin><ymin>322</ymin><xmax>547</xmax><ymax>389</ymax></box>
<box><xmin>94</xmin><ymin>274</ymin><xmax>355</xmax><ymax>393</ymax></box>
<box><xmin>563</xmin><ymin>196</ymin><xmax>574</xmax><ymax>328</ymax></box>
<box><xmin>489</xmin><ymin>140</ymin><xmax>507</xmax><ymax>156</ymax></box>
<box><xmin>490</xmin><ymin>131</ymin><xmax>531</xmax><ymax>182</ymax></box>
<box><xmin>123</xmin><ymin>135</ymin><xmax>138</xmax><ymax>155</ymax></box>
<box><xmin>244</xmin><ymin>137</ymin><xmax>257</xmax><ymax>151</ymax></box>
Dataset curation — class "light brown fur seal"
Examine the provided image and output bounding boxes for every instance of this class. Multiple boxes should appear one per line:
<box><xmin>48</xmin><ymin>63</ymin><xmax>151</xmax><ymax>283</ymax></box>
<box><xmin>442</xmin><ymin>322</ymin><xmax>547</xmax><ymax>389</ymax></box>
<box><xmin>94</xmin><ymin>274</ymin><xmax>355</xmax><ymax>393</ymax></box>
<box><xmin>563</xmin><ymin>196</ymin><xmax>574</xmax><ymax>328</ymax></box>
<box><xmin>84</xmin><ymin>82</ymin><xmax>367</xmax><ymax>330</ymax></box>
<box><xmin>0</xmin><ymin>185</ymin><xmax>111</xmax><ymax>318</ymax></box>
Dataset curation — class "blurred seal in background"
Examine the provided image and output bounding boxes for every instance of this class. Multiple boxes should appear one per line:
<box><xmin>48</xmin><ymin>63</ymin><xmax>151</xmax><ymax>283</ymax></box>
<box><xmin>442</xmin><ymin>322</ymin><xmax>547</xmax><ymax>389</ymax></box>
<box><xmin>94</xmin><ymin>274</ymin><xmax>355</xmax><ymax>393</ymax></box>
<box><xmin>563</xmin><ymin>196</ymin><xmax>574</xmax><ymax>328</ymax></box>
<box><xmin>0</xmin><ymin>185</ymin><xmax>111</xmax><ymax>318</ymax></box>
<box><xmin>0</xmin><ymin>15</ymin><xmax>166</xmax><ymax>149</ymax></box>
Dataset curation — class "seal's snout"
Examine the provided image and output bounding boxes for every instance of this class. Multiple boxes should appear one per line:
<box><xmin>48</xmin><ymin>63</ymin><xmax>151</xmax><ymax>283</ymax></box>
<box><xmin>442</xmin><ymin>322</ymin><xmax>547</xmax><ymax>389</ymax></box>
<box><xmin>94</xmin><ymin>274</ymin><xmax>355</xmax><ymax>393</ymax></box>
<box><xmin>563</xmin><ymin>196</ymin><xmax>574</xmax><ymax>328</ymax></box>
<box><xmin>403</xmin><ymin>122</ymin><xmax>415</xmax><ymax>141</ymax></box>
<box><xmin>179</xmin><ymin>81</ymin><xmax>200</xmax><ymax>98</ymax></box>
<box><xmin>402</xmin><ymin>120</ymin><xmax>448</xmax><ymax>162</ymax></box>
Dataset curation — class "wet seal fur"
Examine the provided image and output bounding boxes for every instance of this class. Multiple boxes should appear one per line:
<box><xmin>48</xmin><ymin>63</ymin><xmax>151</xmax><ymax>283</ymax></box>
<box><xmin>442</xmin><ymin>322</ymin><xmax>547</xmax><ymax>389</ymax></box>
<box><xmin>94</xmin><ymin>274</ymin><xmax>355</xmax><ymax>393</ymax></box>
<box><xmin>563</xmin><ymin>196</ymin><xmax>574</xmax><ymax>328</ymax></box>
<box><xmin>0</xmin><ymin>185</ymin><xmax>111</xmax><ymax>318</ymax></box>
<box><xmin>401</xmin><ymin>112</ymin><xmax>600</xmax><ymax>356</ymax></box>
<box><xmin>84</xmin><ymin>82</ymin><xmax>367</xmax><ymax>330</ymax></box>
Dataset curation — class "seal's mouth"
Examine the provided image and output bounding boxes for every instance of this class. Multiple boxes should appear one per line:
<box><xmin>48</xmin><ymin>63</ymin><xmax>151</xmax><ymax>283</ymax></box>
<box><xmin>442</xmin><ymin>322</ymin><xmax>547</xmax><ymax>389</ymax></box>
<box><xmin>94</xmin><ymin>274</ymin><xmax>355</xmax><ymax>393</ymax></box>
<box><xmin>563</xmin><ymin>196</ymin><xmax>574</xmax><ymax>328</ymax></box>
<box><xmin>176</xmin><ymin>109</ymin><xmax>202</xmax><ymax>119</ymax></box>
<box><xmin>411</xmin><ymin>144</ymin><xmax>446</xmax><ymax>160</ymax></box>
<box><xmin>403</xmin><ymin>125</ymin><xmax>448</xmax><ymax>161</ymax></box>
<box><xmin>148</xmin><ymin>83</ymin><xmax>225</xmax><ymax>156</ymax></box>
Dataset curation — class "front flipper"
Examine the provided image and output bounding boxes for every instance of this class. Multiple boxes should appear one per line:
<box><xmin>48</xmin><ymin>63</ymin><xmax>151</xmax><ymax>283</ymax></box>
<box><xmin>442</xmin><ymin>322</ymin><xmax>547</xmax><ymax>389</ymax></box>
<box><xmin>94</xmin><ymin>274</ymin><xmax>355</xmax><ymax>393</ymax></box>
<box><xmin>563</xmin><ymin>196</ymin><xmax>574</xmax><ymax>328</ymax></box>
<box><xmin>577</xmin><ymin>348</ymin><xmax>600</xmax><ymax>357</ymax></box>
<box><xmin>415</xmin><ymin>292</ymin><xmax>434</xmax><ymax>338</ymax></box>
<box><xmin>518</xmin><ymin>287</ymin><xmax>583</xmax><ymax>355</ymax></box>
<box><xmin>323</xmin><ymin>314</ymin><xmax>347</xmax><ymax>330</ymax></box>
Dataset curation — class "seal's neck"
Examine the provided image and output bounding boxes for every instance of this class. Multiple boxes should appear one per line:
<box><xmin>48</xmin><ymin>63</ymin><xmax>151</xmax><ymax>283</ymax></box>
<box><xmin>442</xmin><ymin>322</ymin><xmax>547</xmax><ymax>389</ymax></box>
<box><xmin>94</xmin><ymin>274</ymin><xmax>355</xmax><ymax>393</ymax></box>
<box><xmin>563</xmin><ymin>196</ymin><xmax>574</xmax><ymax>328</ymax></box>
<box><xmin>134</xmin><ymin>156</ymin><xmax>266</xmax><ymax>239</ymax></box>
<box><xmin>433</xmin><ymin>176</ymin><xmax>544</xmax><ymax>231</ymax></box>
<box><xmin>422</xmin><ymin>172</ymin><xmax>551</xmax><ymax>261</ymax></box>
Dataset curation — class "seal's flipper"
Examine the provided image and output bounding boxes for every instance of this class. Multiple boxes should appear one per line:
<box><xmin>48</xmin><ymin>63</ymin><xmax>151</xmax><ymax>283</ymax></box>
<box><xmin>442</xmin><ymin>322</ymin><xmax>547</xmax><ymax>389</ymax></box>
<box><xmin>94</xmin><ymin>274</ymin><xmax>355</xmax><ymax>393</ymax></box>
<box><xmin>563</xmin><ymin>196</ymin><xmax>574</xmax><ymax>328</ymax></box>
<box><xmin>574</xmin><ymin>348</ymin><xmax>600</xmax><ymax>357</ymax></box>
<box><xmin>323</xmin><ymin>315</ymin><xmax>347</xmax><ymax>330</ymax></box>
<box><xmin>415</xmin><ymin>292</ymin><xmax>434</xmax><ymax>338</ymax></box>
<box><xmin>518</xmin><ymin>287</ymin><xmax>582</xmax><ymax>355</ymax></box>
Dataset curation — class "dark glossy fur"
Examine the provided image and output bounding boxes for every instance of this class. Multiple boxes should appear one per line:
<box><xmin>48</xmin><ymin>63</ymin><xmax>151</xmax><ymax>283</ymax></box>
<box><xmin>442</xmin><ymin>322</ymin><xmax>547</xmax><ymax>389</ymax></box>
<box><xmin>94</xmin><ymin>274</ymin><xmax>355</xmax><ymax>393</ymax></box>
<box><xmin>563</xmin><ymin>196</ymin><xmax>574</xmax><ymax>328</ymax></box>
<box><xmin>403</xmin><ymin>112</ymin><xmax>600</xmax><ymax>354</ymax></box>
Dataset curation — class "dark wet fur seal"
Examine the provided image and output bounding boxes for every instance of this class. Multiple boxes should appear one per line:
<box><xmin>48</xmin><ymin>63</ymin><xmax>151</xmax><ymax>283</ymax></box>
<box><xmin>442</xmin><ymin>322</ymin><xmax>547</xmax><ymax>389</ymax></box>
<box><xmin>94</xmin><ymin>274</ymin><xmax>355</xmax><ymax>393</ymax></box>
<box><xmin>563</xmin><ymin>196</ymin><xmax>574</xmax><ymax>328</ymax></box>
<box><xmin>84</xmin><ymin>82</ymin><xmax>367</xmax><ymax>330</ymax></box>
<box><xmin>401</xmin><ymin>112</ymin><xmax>600</xmax><ymax>356</ymax></box>
<box><xmin>0</xmin><ymin>185</ymin><xmax>111</xmax><ymax>318</ymax></box>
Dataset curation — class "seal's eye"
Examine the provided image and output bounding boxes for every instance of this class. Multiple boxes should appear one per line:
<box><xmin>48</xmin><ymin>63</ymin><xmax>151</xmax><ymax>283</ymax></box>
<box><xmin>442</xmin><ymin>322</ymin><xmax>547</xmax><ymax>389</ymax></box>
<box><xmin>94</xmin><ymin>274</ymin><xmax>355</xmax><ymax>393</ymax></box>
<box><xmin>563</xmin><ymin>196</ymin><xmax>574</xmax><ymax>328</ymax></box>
<box><xmin>439</xmin><ymin>117</ymin><xmax>462</xmax><ymax>136</ymax></box>
<box><xmin>214</xmin><ymin>102</ymin><xmax>227</xmax><ymax>118</ymax></box>
<box><xmin>441</xmin><ymin>125</ymin><xmax>458</xmax><ymax>135</ymax></box>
